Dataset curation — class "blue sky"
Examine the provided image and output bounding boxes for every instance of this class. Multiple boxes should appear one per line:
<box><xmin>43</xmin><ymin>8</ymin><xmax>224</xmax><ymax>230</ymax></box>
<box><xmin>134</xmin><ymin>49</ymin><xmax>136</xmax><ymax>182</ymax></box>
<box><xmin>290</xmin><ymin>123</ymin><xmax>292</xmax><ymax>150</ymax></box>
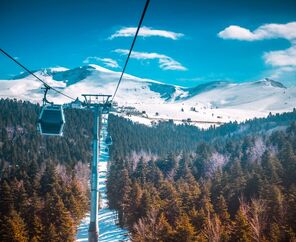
<box><xmin>1</xmin><ymin>0</ymin><xmax>296</xmax><ymax>87</ymax></box>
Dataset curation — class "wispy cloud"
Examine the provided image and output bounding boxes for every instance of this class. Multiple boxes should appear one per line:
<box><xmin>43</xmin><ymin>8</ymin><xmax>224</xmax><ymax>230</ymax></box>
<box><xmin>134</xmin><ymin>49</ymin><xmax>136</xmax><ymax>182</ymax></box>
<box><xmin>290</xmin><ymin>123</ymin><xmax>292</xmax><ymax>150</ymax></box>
<box><xmin>83</xmin><ymin>57</ymin><xmax>120</xmax><ymax>68</ymax></box>
<box><xmin>110</xmin><ymin>26</ymin><xmax>184</xmax><ymax>40</ymax></box>
<box><xmin>263</xmin><ymin>44</ymin><xmax>296</xmax><ymax>67</ymax></box>
<box><xmin>218</xmin><ymin>22</ymin><xmax>296</xmax><ymax>41</ymax></box>
<box><xmin>114</xmin><ymin>49</ymin><xmax>187</xmax><ymax>71</ymax></box>
<box><xmin>218</xmin><ymin>22</ymin><xmax>296</xmax><ymax>82</ymax></box>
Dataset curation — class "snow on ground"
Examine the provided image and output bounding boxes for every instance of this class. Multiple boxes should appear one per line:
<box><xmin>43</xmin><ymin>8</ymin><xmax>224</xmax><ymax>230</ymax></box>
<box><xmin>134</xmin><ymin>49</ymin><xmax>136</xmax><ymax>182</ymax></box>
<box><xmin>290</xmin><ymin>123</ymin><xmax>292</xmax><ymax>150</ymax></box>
<box><xmin>117</xmin><ymin>102</ymin><xmax>272</xmax><ymax>129</ymax></box>
<box><xmin>76</xmin><ymin>117</ymin><xmax>128</xmax><ymax>242</ymax></box>
<box><xmin>1</xmin><ymin>65</ymin><xmax>295</xmax><ymax>129</ymax></box>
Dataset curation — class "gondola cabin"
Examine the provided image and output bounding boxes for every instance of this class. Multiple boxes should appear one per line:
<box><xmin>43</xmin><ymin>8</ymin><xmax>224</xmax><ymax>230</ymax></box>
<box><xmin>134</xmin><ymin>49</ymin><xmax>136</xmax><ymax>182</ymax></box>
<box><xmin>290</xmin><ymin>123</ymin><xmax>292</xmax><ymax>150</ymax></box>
<box><xmin>38</xmin><ymin>105</ymin><xmax>65</xmax><ymax>136</ymax></box>
<box><xmin>105</xmin><ymin>135</ymin><xmax>112</xmax><ymax>146</ymax></box>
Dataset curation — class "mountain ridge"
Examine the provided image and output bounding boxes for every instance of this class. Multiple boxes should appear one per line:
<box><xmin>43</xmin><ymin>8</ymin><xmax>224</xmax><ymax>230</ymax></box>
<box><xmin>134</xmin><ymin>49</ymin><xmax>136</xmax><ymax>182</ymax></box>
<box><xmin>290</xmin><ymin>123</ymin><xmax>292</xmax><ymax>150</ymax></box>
<box><xmin>9</xmin><ymin>65</ymin><xmax>287</xmax><ymax>93</ymax></box>
<box><xmin>1</xmin><ymin>64</ymin><xmax>295</xmax><ymax>128</ymax></box>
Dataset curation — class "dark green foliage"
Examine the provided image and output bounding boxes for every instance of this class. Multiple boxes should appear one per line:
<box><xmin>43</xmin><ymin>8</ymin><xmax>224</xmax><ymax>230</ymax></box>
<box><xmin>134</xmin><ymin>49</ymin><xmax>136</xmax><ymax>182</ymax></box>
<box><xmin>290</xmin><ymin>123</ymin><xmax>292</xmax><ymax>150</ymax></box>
<box><xmin>0</xmin><ymin>209</ymin><xmax>29</xmax><ymax>242</ymax></box>
<box><xmin>231</xmin><ymin>209</ymin><xmax>252</xmax><ymax>242</ymax></box>
<box><xmin>173</xmin><ymin>214</ymin><xmax>197</xmax><ymax>242</ymax></box>
<box><xmin>43</xmin><ymin>189</ymin><xmax>75</xmax><ymax>241</ymax></box>
<box><xmin>0</xmin><ymin>99</ymin><xmax>89</xmax><ymax>242</ymax></box>
<box><xmin>0</xmin><ymin>98</ymin><xmax>93</xmax><ymax>168</ymax></box>
<box><xmin>108</xmin><ymin>108</ymin><xmax>296</xmax><ymax>159</ymax></box>
<box><xmin>0</xmin><ymin>180</ymin><xmax>14</xmax><ymax>215</ymax></box>
<box><xmin>1</xmin><ymin>98</ymin><xmax>296</xmax><ymax>241</ymax></box>
<box><xmin>107</xmin><ymin>107</ymin><xmax>296</xmax><ymax>241</ymax></box>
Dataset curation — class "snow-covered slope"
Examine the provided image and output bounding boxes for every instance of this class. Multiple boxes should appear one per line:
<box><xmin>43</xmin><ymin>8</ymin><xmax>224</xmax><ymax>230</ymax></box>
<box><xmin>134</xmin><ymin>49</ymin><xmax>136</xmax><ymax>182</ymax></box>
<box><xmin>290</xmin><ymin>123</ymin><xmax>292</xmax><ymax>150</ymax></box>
<box><xmin>1</xmin><ymin>65</ymin><xmax>295</xmax><ymax>127</ymax></box>
<box><xmin>185</xmin><ymin>79</ymin><xmax>293</xmax><ymax>111</ymax></box>
<box><xmin>0</xmin><ymin>65</ymin><xmax>184</xmax><ymax>104</ymax></box>
<box><xmin>76</xmin><ymin>116</ymin><xmax>128</xmax><ymax>241</ymax></box>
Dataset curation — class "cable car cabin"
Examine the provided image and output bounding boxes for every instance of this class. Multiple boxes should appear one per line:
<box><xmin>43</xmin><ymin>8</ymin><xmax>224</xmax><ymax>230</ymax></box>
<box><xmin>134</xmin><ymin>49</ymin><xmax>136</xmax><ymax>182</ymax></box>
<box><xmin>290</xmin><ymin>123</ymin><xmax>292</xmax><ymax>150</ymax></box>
<box><xmin>105</xmin><ymin>135</ymin><xmax>112</xmax><ymax>146</ymax></box>
<box><xmin>38</xmin><ymin>105</ymin><xmax>65</xmax><ymax>136</ymax></box>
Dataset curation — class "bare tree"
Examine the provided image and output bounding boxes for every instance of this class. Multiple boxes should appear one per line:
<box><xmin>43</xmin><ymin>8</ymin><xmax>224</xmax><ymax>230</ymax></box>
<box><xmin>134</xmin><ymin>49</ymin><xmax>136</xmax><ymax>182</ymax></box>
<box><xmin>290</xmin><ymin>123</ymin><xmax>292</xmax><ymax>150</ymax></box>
<box><xmin>74</xmin><ymin>161</ymin><xmax>90</xmax><ymax>193</ymax></box>
<box><xmin>132</xmin><ymin>209</ymin><xmax>159</xmax><ymax>242</ymax></box>
<box><xmin>238</xmin><ymin>197</ymin><xmax>267</xmax><ymax>242</ymax></box>
<box><xmin>248</xmin><ymin>198</ymin><xmax>267</xmax><ymax>242</ymax></box>
<box><xmin>249</xmin><ymin>138</ymin><xmax>266</xmax><ymax>163</ymax></box>
<box><xmin>56</xmin><ymin>164</ymin><xmax>70</xmax><ymax>185</ymax></box>
<box><xmin>239</xmin><ymin>196</ymin><xmax>249</xmax><ymax>217</ymax></box>
<box><xmin>208</xmin><ymin>152</ymin><xmax>229</xmax><ymax>175</ymax></box>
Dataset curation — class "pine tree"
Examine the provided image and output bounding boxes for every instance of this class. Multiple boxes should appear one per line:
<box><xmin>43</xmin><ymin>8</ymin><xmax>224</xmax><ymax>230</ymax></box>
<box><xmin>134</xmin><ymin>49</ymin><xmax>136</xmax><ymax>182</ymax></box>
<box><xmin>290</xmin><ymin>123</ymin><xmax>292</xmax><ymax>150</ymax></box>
<box><xmin>24</xmin><ymin>192</ymin><xmax>43</xmax><ymax>241</ymax></box>
<box><xmin>287</xmin><ymin>185</ymin><xmax>296</xmax><ymax>231</ymax></box>
<box><xmin>139</xmin><ymin>189</ymin><xmax>153</xmax><ymax>219</ymax></box>
<box><xmin>0</xmin><ymin>180</ymin><xmax>14</xmax><ymax>216</ymax></box>
<box><xmin>279</xmin><ymin>143</ymin><xmax>296</xmax><ymax>187</ymax></box>
<box><xmin>65</xmin><ymin>193</ymin><xmax>81</xmax><ymax>221</ymax></box>
<box><xmin>0</xmin><ymin>209</ymin><xmax>29</xmax><ymax>242</ymax></box>
<box><xmin>134</xmin><ymin>157</ymin><xmax>147</xmax><ymax>184</ymax></box>
<box><xmin>172</xmin><ymin>214</ymin><xmax>197</xmax><ymax>242</ymax></box>
<box><xmin>156</xmin><ymin>212</ymin><xmax>175</xmax><ymax>242</ymax></box>
<box><xmin>126</xmin><ymin>181</ymin><xmax>143</xmax><ymax>227</ymax></box>
<box><xmin>216</xmin><ymin>195</ymin><xmax>230</xmax><ymax>222</ymax></box>
<box><xmin>193</xmin><ymin>143</ymin><xmax>212</xmax><ymax>179</ymax></box>
<box><xmin>70</xmin><ymin>178</ymin><xmax>88</xmax><ymax>218</ymax></box>
<box><xmin>231</xmin><ymin>209</ymin><xmax>252</xmax><ymax>242</ymax></box>
<box><xmin>199</xmin><ymin>183</ymin><xmax>214</xmax><ymax>217</ymax></box>
<box><xmin>39</xmin><ymin>164</ymin><xmax>60</xmax><ymax>196</ymax></box>
<box><xmin>202</xmin><ymin>214</ymin><xmax>223</xmax><ymax>242</ymax></box>
<box><xmin>15</xmin><ymin>182</ymin><xmax>29</xmax><ymax>217</ymax></box>
<box><xmin>42</xmin><ymin>223</ymin><xmax>59</xmax><ymax>242</ymax></box>
<box><xmin>27</xmin><ymin>160</ymin><xmax>39</xmax><ymax>182</ymax></box>
<box><xmin>30</xmin><ymin>215</ymin><xmax>44</xmax><ymax>242</ymax></box>
<box><xmin>159</xmin><ymin>181</ymin><xmax>181</xmax><ymax>225</ymax></box>
<box><xmin>43</xmin><ymin>189</ymin><xmax>75</xmax><ymax>241</ymax></box>
<box><xmin>216</xmin><ymin>194</ymin><xmax>231</xmax><ymax>241</ymax></box>
<box><xmin>118</xmin><ymin>168</ymin><xmax>132</xmax><ymax>226</ymax></box>
<box><xmin>261</xmin><ymin>151</ymin><xmax>283</xmax><ymax>184</ymax></box>
<box><xmin>269</xmin><ymin>222</ymin><xmax>281</xmax><ymax>242</ymax></box>
<box><xmin>146</xmin><ymin>160</ymin><xmax>163</xmax><ymax>187</ymax></box>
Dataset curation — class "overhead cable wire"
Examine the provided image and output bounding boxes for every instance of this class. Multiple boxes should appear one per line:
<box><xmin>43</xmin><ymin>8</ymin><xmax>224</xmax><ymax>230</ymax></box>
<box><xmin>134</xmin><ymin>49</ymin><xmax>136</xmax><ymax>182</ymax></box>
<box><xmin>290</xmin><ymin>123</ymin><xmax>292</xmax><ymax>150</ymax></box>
<box><xmin>0</xmin><ymin>48</ymin><xmax>76</xmax><ymax>101</ymax></box>
<box><xmin>111</xmin><ymin>0</ymin><xmax>150</xmax><ymax>102</ymax></box>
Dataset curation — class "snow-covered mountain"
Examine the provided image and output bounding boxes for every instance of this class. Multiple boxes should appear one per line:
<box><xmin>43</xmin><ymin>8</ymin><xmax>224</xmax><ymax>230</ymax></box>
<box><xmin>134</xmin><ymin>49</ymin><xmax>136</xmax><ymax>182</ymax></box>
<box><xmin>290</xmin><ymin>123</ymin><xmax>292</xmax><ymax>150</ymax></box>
<box><xmin>1</xmin><ymin>64</ymin><xmax>295</xmax><ymax>127</ymax></box>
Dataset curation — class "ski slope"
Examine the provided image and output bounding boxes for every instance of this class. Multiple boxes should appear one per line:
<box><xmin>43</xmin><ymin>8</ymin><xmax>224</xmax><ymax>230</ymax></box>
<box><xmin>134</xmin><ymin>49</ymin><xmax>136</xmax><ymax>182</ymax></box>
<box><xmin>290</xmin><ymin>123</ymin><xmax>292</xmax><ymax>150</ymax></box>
<box><xmin>76</xmin><ymin>116</ymin><xmax>128</xmax><ymax>242</ymax></box>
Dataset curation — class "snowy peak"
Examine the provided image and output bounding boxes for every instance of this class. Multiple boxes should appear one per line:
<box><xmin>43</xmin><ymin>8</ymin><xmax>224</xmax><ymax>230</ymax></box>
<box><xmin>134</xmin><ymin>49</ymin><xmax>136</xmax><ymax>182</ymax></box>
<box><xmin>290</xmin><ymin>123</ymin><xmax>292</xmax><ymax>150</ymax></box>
<box><xmin>50</xmin><ymin>66</ymin><xmax>96</xmax><ymax>86</ymax></box>
<box><xmin>9</xmin><ymin>66</ymin><xmax>287</xmax><ymax>101</ymax></box>
<box><xmin>1</xmin><ymin>64</ymin><xmax>295</xmax><ymax>128</ymax></box>
<box><xmin>252</xmin><ymin>78</ymin><xmax>286</xmax><ymax>89</ymax></box>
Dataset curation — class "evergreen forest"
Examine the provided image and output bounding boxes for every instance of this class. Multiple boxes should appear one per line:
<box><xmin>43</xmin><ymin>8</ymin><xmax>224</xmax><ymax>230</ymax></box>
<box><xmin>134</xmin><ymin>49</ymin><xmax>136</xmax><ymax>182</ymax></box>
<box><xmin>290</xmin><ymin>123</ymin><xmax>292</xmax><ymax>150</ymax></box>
<box><xmin>0</xmin><ymin>98</ymin><xmax>296</xmax><ymax>241</ymax></box>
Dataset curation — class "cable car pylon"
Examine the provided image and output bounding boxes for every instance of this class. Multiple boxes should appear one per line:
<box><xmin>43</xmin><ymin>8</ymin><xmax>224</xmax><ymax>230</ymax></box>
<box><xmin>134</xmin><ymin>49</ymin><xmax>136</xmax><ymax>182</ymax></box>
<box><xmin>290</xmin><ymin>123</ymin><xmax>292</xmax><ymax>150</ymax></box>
<box><xmin>81</xmin><ymin>94</ymin><xmax>112</xmax><ymax>242</ymax></box>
